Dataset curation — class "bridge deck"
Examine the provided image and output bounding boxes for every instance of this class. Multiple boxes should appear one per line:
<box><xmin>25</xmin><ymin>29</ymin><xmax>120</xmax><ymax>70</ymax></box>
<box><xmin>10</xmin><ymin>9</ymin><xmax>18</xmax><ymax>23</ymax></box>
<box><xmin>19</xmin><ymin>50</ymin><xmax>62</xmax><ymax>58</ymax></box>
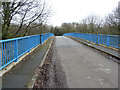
<box><xmin>2</xmin><ymin>38</ymin><xmax>53</xmax><ymax>88</ymax></box>
<box><xmin>2</xmin><ymin>36</ymin><xmax>119</xmax><ymax>88</ymax></box>
<box><xmin>54</xmin><ymin>36</ymin><xmax>118</xmax><ymax>88</ymax></box>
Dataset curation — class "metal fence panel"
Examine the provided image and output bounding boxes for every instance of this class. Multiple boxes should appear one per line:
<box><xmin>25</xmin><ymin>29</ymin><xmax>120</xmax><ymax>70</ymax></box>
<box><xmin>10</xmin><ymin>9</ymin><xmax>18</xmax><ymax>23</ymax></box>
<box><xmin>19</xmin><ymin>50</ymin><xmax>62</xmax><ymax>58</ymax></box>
<box><xmin>41</xmin><ymin>33</ymin><xmax>54</xmax><ymax>44</ymax></box>
<box><xmin>0</xmin><ymin>33</ymin><xmax>54</xmax><ymax>70</ymax></box>
<box><xmin>109</xmin><ymin>35</ymin><xmax>120</xmax><ymax>48</ymax></box>
<box><xmin>63</xmin><ymin>33</ymin><xmax>120</xmax><ymax>49</ymax></box>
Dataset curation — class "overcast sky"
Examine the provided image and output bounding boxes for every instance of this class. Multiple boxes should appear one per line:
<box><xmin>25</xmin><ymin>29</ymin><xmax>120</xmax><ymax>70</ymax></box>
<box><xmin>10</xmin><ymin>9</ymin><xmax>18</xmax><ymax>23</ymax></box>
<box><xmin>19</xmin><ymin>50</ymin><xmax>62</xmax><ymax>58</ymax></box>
<box><xmin>46</xmin><ymin>0</ymin><xmax>119</xmax><ymax>26</ymax></box>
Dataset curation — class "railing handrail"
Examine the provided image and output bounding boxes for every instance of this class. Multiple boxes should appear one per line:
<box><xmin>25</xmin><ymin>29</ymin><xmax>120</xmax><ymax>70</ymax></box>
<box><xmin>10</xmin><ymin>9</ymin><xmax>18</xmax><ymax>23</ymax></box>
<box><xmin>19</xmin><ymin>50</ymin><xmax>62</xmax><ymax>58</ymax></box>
<box><xmin>0</xmin><ymin>34</ymin><xmax>40</xmax><ymax>43</ymax></box>
<box><xmin>63</xmin><ymin>32</ymin><xmax>119</xmax><ymax>36</ymax></box>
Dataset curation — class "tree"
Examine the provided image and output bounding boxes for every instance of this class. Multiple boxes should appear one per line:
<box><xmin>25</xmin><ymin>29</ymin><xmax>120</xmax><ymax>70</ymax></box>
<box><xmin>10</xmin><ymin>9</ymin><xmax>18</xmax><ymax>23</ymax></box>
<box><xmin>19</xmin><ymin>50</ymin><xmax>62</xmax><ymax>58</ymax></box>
<box><xmin>85</xmin><ymin>15</ymin><xmax>103</xmax><ymax>33</ymax></box>
<box><xmin>0</xmin><ymin>1</ymin><xmax>2</xmax><ymax>40</ymax></box>
<box><xmin>61</xmin><ymin>23</ymin><xmax>75</xmax><ymax>34</ymax></box>
<box><xmin>1</xmin><ymin>0</ymin><xmax>51</xmax><ymax>39</ymax></box>
<box><xmin>105</xmin><ymin>4</ymin><xmax>120</xmax><ymax>34</ymax></box>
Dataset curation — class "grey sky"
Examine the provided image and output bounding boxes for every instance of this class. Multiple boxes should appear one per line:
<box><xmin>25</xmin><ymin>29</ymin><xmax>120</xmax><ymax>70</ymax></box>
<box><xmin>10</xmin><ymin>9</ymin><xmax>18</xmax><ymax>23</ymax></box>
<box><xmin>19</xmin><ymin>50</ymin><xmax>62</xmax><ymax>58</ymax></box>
<box><xmin>46</xmin><ymin>0</ymin><xmax>119</xmax><ymax>26</ymax></box>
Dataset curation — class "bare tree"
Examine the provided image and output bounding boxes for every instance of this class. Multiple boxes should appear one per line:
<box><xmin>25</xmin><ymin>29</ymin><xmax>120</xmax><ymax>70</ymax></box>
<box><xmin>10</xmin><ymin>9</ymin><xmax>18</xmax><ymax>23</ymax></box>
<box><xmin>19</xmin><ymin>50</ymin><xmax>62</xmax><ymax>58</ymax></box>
<box><xmin>105</xmin><ymin>3</ymin><xmax>120</xmax><ymax>34</ymax></box>
<box><xmin>0</xmin><ymin>1</ymin><xmax>2</xmax><ymax>40</ymax></box>
<box><xmin>86</xmin><ymin>15</ymin><xmax>102</xmax><ymax>33</ymax></box>
<box><xmin>80</xmin><ymin>15</ymin><xmax>103</xmax><ymax>33</ymax></box>
<box><xmin>2</xmin><ymin>0</ymin><xmax>51</xmax><ymax>39</ymax></box>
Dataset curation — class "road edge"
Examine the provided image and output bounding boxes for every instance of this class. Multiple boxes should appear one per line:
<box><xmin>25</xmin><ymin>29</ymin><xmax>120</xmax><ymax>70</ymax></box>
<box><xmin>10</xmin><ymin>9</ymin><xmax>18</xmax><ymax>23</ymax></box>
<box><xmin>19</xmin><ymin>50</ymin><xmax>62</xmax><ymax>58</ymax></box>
<box><xmin>27</xmin><ymin>36</ymin><xmax>55</xmax><ymax>88</ymax></box>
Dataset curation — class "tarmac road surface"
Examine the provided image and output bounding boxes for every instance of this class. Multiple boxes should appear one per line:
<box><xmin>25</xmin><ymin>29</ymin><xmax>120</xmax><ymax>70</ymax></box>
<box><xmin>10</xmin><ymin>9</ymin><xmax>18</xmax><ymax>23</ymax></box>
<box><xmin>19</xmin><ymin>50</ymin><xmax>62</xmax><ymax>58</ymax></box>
<box><xmin>55</xmin><ymin>36</ymin><xmax>118</xmax><ymax>88</ymax></box>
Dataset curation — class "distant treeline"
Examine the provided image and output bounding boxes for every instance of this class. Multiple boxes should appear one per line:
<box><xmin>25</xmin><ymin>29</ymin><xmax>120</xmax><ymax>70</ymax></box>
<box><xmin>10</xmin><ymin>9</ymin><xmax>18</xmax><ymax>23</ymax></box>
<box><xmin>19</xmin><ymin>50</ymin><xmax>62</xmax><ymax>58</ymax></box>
<box><xmin>53</xmin><ymin>5</ymin><xmax>120</xmax><ymax>36</ymax></box>
<box><xmin>1</xmin><ymin>1</ymin><xmax>120</xmax><ymax>39</ymax></box>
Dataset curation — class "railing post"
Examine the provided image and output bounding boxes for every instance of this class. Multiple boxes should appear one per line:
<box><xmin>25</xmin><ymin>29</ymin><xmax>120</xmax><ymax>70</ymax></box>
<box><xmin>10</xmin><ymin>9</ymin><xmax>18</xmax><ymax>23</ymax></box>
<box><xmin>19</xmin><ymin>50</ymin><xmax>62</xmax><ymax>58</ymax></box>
<box><xmin>41</xmin><ymin>34</ymin><xmax>44</xmax><ymax>44</ymax></box>
<box><xmin>40</xmin><ymin>34</ymin><xmax>42</xmax><ymax>44</ymax></box>
<box><xmin>38</xmin><ymin>35</ymin><xmax>40</xmax><ymax>44</ymax></box>
<box><xmin>1</xmin><ymin>43</ymin><xmax>4</xmax><ymax>67</ymax></box>
<box><xmin>14</xmin><ymin>40</ymin><xmax>18</xmax><ymax>62</ymax></box>
<box><xmin>97</xmin><ymin>34</ymin><xmax>99</xmax><ymax>44</ymax></box>
<box><xmin>107</xmin><ymin>35</ymin><xmax>109</xmax><ymax>47</ymax></box>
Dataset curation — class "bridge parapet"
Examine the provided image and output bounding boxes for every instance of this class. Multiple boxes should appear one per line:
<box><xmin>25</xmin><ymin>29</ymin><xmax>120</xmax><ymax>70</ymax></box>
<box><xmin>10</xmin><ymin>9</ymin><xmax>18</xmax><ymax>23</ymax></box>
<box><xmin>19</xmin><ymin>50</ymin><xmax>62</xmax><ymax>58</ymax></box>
<box><xmin>0</xmin><ymin>33</ymin><xmax>54</xmax><ymax>70</ymax></box>
<box><xmin>63</xmin><ymin>33</ymin><xmax>120</xmax><ymax>49</ymax></box>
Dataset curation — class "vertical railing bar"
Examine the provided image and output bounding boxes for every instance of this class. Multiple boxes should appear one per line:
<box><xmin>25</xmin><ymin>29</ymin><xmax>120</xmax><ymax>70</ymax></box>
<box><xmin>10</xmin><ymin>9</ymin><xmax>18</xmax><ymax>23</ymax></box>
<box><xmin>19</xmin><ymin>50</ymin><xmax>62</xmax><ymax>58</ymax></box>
<box><xmin>29</xmin><ymin>37</ymin><xmax>30</xmax><ymax>51</ymax></box>
<box><xmin>97</xmin><ymin>34</ymin><xmax>99</xmax><ymax>44</ymax></box>
<box><xmin>7</xmin><ymin>42</ymin><xmax>8</xmax><ymax>63</ymax></box>
<box><xmin>4</xmin><ymin>42</ymin><xmax>6</xmax><ymax>65</ymax></box>
<box><xmin>107</xmin><ymin>35</ymin><xmax>109</xmax><ymax>47</ymax></box>
<box><xmin>14</xmin><ymin>40</ymin><xmax>16</xmax><ymax>60</ymax></box>
<box><xmin>40</xmin><ymin>34</ymin><xmax>42</xmax><ymax>44</ymax></box>
<box><xmin>0</xmin><ymin>43</ymin><xmax>1</xmax><ymax>67</ymax></box>
<box><xmin>12</xmin><ymin>41</ymin><xmax>14</xmax><ymax>60</ymax></box>
<box><xmin>1</xmin><ymin>43</ymin><xmax>4</xmax><ymax>67</ymax></box>
<box><xmin>10</xmin><ymin>42</ymin><xmax>11</xmax><ymax>61</ymax></box>
<box><xmin>9</xmin><ymin>42</ymin><xmax>10</xmax><ymax>62</ymax></box>
<box><xmin>16</xmin><ymin>40</ymin><xmax>18</xmax><ymax>61</ymax></box>
<box><xmin>14</xmin><ymin>40</ymin><xmax>18</xmax><ymax>62</ymax></box>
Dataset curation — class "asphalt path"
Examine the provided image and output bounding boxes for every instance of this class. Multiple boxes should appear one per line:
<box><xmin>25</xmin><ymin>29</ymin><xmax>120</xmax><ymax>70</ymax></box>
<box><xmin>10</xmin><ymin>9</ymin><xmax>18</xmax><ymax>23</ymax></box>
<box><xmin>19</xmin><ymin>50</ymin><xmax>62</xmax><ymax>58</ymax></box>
<box><xmin>55</xmin><ymin>36</ymin><xmax>118</xmax><ymax>88</ymax></box>
<box><xmin>1</xmin><ymin>36</ymin><xmax>118</xmax><ymax>88</ymax></box>
<box><xmin>2</xmin><ymin>38</ymin><xmax>53</xmax><ymax>88</ymax></box>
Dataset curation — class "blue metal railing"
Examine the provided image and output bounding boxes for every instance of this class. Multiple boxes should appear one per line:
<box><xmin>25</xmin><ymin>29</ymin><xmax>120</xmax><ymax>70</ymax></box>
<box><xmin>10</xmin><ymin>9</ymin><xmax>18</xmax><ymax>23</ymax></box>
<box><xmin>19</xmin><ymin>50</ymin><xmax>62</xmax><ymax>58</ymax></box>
<box><xmin>0</xmin><ymin>33</ymin><xmax>54</xmax><ymax>70</ymax></box>
<box><xmin>63</xmin><ymin>33</ymin><xmax>120</xmax><ymax>49</ymax></box>
<box><xmin>41</xmin><ymin>33</ymin><xmax>54</xmax><ymax>44</ymax></box>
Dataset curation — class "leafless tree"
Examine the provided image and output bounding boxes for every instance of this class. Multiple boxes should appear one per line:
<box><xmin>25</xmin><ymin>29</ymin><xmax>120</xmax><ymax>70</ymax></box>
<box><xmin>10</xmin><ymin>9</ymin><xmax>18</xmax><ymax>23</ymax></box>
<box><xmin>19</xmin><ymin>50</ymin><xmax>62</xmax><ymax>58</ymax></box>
<box><xmin>1</xmin><ymin>0</ymin><xmax>51</xmax><ymax>39</ymax></box>
<box><xmin>80</xmin><ymin>15</ymin><xmax>103</xmax><ymax>33</ymax></box>
<box><xmin>105</xmin><ymin>3</ymin><xmax>120</xmax><ymax>34</ymax></box>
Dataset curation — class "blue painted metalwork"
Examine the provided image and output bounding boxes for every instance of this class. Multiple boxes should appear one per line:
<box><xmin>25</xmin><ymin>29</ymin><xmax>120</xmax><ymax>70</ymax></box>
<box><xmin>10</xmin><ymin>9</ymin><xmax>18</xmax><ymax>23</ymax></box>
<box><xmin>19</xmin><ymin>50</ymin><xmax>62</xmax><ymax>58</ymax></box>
<box><xmin>63</xmin><ymin>33</ymin><xmax>120</xmax><ymax>49</ymax></box>
<box><xmin>0</xmin><ymin>33</ymin><xmax>54</xmax><ymax>70</ymax></box>
<box><xmin>41</xmin><ymin>33</ymin><xmax>54</xmax><ymax>44</ymax></box>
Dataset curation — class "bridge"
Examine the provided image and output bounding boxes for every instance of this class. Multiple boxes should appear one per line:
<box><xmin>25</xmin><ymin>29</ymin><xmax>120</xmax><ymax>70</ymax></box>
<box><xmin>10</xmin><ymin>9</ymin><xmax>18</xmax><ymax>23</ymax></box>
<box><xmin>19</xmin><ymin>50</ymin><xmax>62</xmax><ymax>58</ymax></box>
<box><xmin>0</xmin><ymin>33</ymin><xmax>119</xmax><ymax>89</ymax></box>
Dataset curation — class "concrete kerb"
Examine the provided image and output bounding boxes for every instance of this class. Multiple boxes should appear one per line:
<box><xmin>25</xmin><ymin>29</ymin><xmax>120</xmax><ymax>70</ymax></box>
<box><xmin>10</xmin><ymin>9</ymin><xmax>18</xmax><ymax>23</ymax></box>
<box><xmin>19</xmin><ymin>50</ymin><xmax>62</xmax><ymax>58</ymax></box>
<box><xmin>0</xmin><ymin>45</ymin><xmax>40</xmax><ymax>78</ymax></box>
<box><xmin>27</xmin><ymin>37</ymin><xmax>54</xmax><ymax>88</ymax></box>
<box><xmin>67</xmin><ymin>36</ymin><xmax>120</xmax><ymax>62</ymax></box>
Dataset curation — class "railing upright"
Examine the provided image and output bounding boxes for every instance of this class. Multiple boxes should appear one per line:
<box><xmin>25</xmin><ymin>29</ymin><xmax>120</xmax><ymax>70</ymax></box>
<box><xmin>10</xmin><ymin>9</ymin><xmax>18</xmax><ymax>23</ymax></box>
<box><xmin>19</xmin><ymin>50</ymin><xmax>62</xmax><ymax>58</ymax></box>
<box><xmin>1</xmin><ymin>43</ymin><xmax>3</xmax><ymax>67</ymax></box>
<box><xmin>14</xmin><ymin>40</ymin><xmax>18</xmax><ymax>62</ymax></box>
<box><xmin>97</xmin><ymin>34</ymin><xmax>99</xmax><ymax>44</ymax></box>
<box><xmin>28</xmin><ymin>37</ymin><xmax>30</xmax><ymax>52</ymax></box>
<box><xmin>107</xmin><ymin>35</ymin><xmax>110</xmax><ymax>47</ymax></box>
<box><xmin>39</xmin><ymin>35</ymin><xmax>41</xmax><ymax>44</ymax></box>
